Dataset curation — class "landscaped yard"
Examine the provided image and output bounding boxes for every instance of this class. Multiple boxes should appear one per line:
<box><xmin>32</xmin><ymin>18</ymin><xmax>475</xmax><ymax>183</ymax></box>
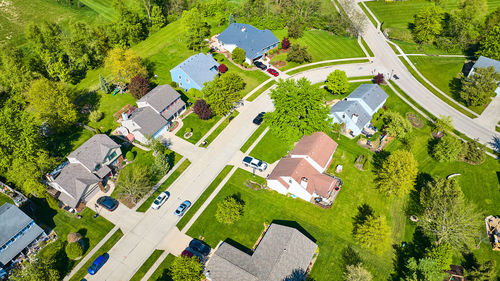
<box><xmin>248</xmin><ymin>130</ymin><xmax>294</xmax><ymax>164</ymax></box>
<box><xmin>130</xmin><ymin>250</ymin><xmax>165</xmax><ymax>281</ymax></box>
<box><xmin>175</xmin><ymin>113</ymin><xmax>222</xmax><ymax>144</ymax></box>
<box><xmin>147</xmin><ymin>254</ymin><xmax>175</xmax><ymax>281</ymax></box>
<box><xmin>240</xmin><ymin>126</ymin><xmax>268</xmax><ymax>153</ymax></box>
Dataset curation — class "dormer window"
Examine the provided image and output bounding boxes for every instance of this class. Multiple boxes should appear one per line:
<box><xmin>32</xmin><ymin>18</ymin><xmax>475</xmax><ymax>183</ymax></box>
<box><xmin>108</xmin><ymin>151</ymin><xmax>117</xmax><ymax>161</ymax></box>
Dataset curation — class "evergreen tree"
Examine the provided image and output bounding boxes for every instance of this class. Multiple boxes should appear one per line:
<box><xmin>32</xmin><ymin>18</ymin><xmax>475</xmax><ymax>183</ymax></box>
<box><xmin>228</xmin><ymin>13</ymin><xmax>235</xmax><ymax>24</ymax></box>
<box><xmin>376</xmin><ymin>150</ymin><xmax>418</xmax><ymax>196</ymax></box>
<box><xmin>99</xmin><ymin>74</ymin><xmax>110</xmax><ymax>93</ymax></box>
<box><xmin>150</xmin><ymin>5</ymin><xmax>167</xmax><ymax>33</ymax></box>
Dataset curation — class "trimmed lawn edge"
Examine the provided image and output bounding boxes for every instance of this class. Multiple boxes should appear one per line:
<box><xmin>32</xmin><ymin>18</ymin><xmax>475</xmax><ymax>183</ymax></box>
<box><xmin>177</xmin><ymin>165</ymin><xmax>234</xmax><ymax>231</ymax></box>
<box><xmin>147</xmin><ymin>254</ymin><xmax>175</xmax><ymax>281</ymax></box>
<box><xmin>136</xmin><ymin>159</ymin><xmax>192</xmax><ymax>212</ymax></box>
<box><xmin>202</xmin><ymin>111</ymin><xmax>240</xmax><ymax>146</ymax></box>
<box><xmin>247</xmin><ymin>80</ymin><xmax>277</xmax><ymax>101</ymax></box>
<box><xmin>69</xmin><ymin>228</ymin><xmax>124</xmax><ymax>281</ymax></box>
<box><xmin>360</xmin><ymin>37</ymin><xmax>374</xmax><ymax>57</ymax></box>
<box><xmin>358</xmin><ymin>2</ymin><xmax>378</xmax><ymax>28</ymax></box>
<box><xmin>240</xmin><ymin>126</ymin><xmax>267</xmax><ymax>153</ymax></box>
<box><xmin>130</xmin><ymin>249</ymin><xmax>165</xmax><ymax>281</ymax></box>
<box><xmin>286</xmin><ymin>59</ymin><xmax>369</xmax><ymax>75</ymax></box>
<box><xmin>348</xmin><ymin>75</ymin><xmax>373</xmax><ymax>81</ymax></box>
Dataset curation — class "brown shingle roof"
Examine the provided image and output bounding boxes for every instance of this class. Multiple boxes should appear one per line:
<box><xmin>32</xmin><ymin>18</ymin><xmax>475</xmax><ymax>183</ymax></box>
<box><xmin>290</xmin><ymin>132</ymin><xmax>337</xmax><ymax>168</ymax></box>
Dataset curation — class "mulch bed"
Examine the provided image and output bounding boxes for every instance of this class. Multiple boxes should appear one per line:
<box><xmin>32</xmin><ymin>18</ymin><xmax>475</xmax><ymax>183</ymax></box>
<box><xmin>272</xmin><ymin>61</ymin><xmax>287</xmax><ymax>68</ymax></box>
<box><xmin>406</xmin><ymin>112</ymin><xmax>424</xmax><ymax>128</ymax></box>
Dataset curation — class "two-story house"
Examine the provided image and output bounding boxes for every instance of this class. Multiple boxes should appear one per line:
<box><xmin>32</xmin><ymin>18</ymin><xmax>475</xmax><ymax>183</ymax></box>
<box><xmin>329</xmin><ymin>84</ymin><xmax>388</xmax><ymax>136</ymax></box>
<box><xmin>469</xmin><ymin>56</ymin><xmax>500</xmax><ymax>96</ymax></box>
<box><xmin>170</xmin><ymin>53</ymin><xmax>220</xmax><ymax>91</ymax></box>
<box><xmin>46</xmin><ymin>134</ymin><xmax>123</xmax><ymax>210</ymax></box>
<box><xmin>120</xmin><ymin>84</ymin><xmax>186</xmax><ymax>144</ymax></box>
<box><xmin>267</xmin><ymin>132</ymin><xmax>341</xmax><ymax>203</ymax></box>
<box><xmin>216</xmin><ymin>23</ymin><xmax>279</xmax><ymax>65</ymax></box>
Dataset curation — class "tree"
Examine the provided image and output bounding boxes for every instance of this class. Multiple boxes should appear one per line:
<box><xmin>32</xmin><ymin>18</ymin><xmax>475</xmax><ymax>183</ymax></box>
<box><xmin>376</xmin><ymin>150</ymin><xmax>418</xmax><ymax>196</ymax></box>
<box><xmin>405</xmin><ymin>257</ymin><xmax>446</xmax><ymax>281</ymax></box>
<box><xmin>287</xmin><ymin>44</ymin><xmax>312</xmax><ymax>63</ymax></box>
<box><xmin>150</xmin><ymin>5</ymin><xmax>166</xmax><ymax>33</ymax></box>
<box><xmin>26</xmin><ymin>78</ymin><xmax>77</xmax><ymax>130</ymax></box>
<box><xmin>99</xmin><ymin>74</ymin><xmax>111</xmax><ymax>93</ymax></box>
<box><xmin>65</xmin><ymin>242</ymin><xmax>84</xmax><ymax>259</ymax></box>
<box><xmin>419</xmin><ymin>178</ymin><xmax>481</xmax><ymax>248</ymax></box>
<box><xmin>109</xmin><ymin>1</ymin><xmax>148</xmax><ymax>46</ymax></box>
<box><xmin>382</xmin><ymin>111</ymin><xmax>412</xmax><ymax>138</ymax></box>
<box><xmin>485</xmin><ymin>7</ymin><xmax>500</xmax><ymax>29</ymax></box>
<box><xmin>433</xmin><ymin>115</ymin><xmax>453</xmax><ymax>134</ymax></box>
<box><xmin>218</xmin><ymin>64</ymin><xmax>228</xmax><ymax>73</ymax></box>
<box><xmin>129</xmin><ymin>75</ymin><xmax>151</xmax><ymax>99</ymax></box>
<box><xmin>116</xmin><ymin>165</ymin><xmax>153</xmax><ymax>203</ymax></box>
<box><xmin>193</xmin><ymin>99</ymin><xmax>212</xmax><ymax>120</ymax></box>
<box><xmin>459</xmin><ymin>138</ymin><xmax>486</xmax><ymax>164</ymax></box>
<box><xmin>325</xmin><ymin>70</ymin><xmax>349</xmax><ymax>94</ymax></box>
<box><xmin>281</xmin><ymin>37</ymin><xmax>290</xmax><ymax>49</ymax></box>
<box><xmin>413</xmin><ymin>5</ymin><xmax>445</xmax><ymax>43</ymax></box>
<box><xmin>426</xmin><ymin>243</ymin><xmax>453</xmax><ymax>271</ymax></box>
<box><xmin>151</xmin><ymin>153</ymin><xmax>171</xmax><ymax>178</ymax></box>
<box><xmin>203</xmin><ymin>73</ymin><xmax>245</xmax><ymax>115</ymax></box>
<box><xmin>232</xmin><ymin>47</ymin><xmax>246</xmax><ymax>64</ymax></box>
<box><xmin>465</xmin><ymin>260</ymin><xmax>497</xmax><ymax>281</ymax></box>
<box><xmin>228</xmin><ymin>13</ymin><xmax>235</xmax><ymax>24</ymax></box>
<box><xmin>10</xmin><ymin>257</ymin><xmax>60</xmax><ymax>281</ymax></box>
<box><xmin>171</xmin><ymin>256</ymin><xmax>203</xmax><ymax>281</ymax></box>
<box><xmin>431</xmin><ymin>134</ymin><xmax>462</xmax><ymax>162</ymax></box>
<box><xmin>89</xmin><ymin>110</ymin><xmax>103</xmax><ymax>123</ymax></box>
<box><xmin>105</xmin><ymin>48</ymin><xmax>147</xmax><ymax>83</ymax></box>
<box><xmin>476</xmin><ymin>25</ymin><xmax>500</xmax><ymax>61</ymax></box>
<box><xmin>215</xmin><ymin>196</ymin><xmax>244</xmax><ymax>224</ymax></box>
<box><xmin>373</xmin><ymin>73</ymin><xmax>385</xmax><ymax>85</ymax></box>
<box><xmin>181</xmin><ymin>8</ymin><xmax>210</xmax><ymax>50</ymax></box>
<box><xmin>266</xmin><ymin>78</ymin><xmax>331</xmax><ymax>141</ymax></box>
<box><xmin>287</xmin><ymin>22</ymin><xmax>304</xmax><ymax>38</ymax></box>
<box><xmin>344</xmin><ymin>264</ymin><xmax>373</xmax><ymax>281</ymax></box>
<box><xmin>354</xmin><ymin>215</ymin><xmax>391</xmax><ymax>253</ymax></box>
<box><xmin>460</xmin><ymin>66</ymin><xmax>500</xmax><ymax>106</ymax></box>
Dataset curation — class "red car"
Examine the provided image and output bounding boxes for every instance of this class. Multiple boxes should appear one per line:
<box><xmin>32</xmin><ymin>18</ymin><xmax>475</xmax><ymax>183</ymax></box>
<box><xmin>267</xmin><ymin>68</ymin><xmax>279</xmax><ymax>77</ymax></box>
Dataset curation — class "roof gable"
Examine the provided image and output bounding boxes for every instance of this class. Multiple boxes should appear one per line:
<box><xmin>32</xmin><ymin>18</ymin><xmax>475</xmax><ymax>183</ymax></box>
<box><xmin>68</xmin><ymin>134</ymin><xmax>120</xmax><ymax>171</ymax></box>
<box><xmin>171</xmin><ymin>53</ymin><xmax>220</xmax><ymax>88</ymax></box>
<box><xmin>348</xmin><ymin>84</ymin><xmax>388</xmax><ymax>112</ymax></box>
<box><xmin>472</xmin><ymin>56</ymin><xmax>500</xmax><ymax>74</ymax></box>
<box><xmin>137</xmin><ymin>84</ymin><xmax>181</xmax><ymax>113</ymax></box>
<box><xmin>330</xmin><ymin>100</ymin><xmax>371</xmax><ymax>130</ymax></box>
<box><xmin>129</xmin><ymin>107</ymin><xmax>168</xmax><ymax>136</ymax></box>
<box><xmin>217</xmin><ymin>23</ymin><xmax>279</xmax><ymax>59</ymax></box>
<box><xmin>290</xmin><ymin>132</ymin><xmax>337</xmax><ymax>168</ymax></box>
<box><xmin>54</xmin><ymin>163</ymin><xmax>100</xmax><ymax>207</ymax></box>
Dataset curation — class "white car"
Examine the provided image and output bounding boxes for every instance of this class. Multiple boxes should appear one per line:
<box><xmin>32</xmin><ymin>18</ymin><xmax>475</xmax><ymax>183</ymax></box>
<box><xmin>151</xmin><ymin>191</ymin><xmax>170</xmax><ymax>210</ymax></box>
<box><xmin>242</xmin><ymin>156</ymin><xmax>268</xmax><ymax>172</ymax></box>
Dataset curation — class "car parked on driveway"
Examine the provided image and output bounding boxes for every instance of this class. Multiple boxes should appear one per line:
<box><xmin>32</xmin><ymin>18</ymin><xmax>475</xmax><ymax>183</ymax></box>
<box><xmin>267</xmin><ymin>68</ymin><xmax>279</xmax><ymax>77</ymax></box>
<box><xmin>254</xmin><ymin>61</ymin><xmax>267</xmax><ymax>70</ymax></box>
<box><xmin>88</xmin><ymin>253</ymin><xmax>109</xmax><ymax>275</ymax></box>
<box><xmin>242</xmin><ymin>156</ymin><xmax>267</xmax><ymax>172</ymax></box>
<box><xmin>151</xmin><ymin>191</ymin><xmax>170</xmax><ymax>210</ymax></box>
<box><xmin>253</xmin><ymin>112</ymin><xmax>265</xmax><ymax>125</ymax></box>
<box><xmin>189</xmin><ymin>239</ymin><xmax>211</xmax><ymax>256</ymax></box>
<box><xmin>96</xmin><ymin>196</ymin><xmax>119</xmax><ymax>211</ymax></box>
<box><xmin>174</xmin><ymin>200</ymin><xmax>191</xmax><ymax>216</ymax></box>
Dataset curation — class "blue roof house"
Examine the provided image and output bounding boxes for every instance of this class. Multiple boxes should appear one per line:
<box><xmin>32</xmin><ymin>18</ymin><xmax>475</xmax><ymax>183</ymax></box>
<box><xmin>329</xmin><ymin>84</ymin><xmax>388</xmax><ymax>136</ymax></box>
<box><xmin>170</xmin><ymin>53</ymin><xmax>220</xmax><ymax>91</ymax></box>
<box><xmin>469</xmin><ymin>56</ymin><xmax>500</xmax><ymax>96</ymax></box>
<box><xmin>217</xmin><ymin>23</ymin><xmax>280</xmax><ymax>65</ymax></box>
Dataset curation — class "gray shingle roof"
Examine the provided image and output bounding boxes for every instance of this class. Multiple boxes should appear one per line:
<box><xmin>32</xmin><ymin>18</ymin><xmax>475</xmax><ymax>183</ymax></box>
<box><xmin>171</xmin><ymin>53</ymin><xmax>219</xmax><ymax>88</ymax></box>
<box><xmin>130</xmin><ymin>107</ymin><xmax>168</xmax><ymax>137</ymax></box>
<box><xmin>160</xmin><ymin>97</ymin><xmax>186</xmax><ymax>121</ymax></box>
<box><xmin>0</xmin><ymin>203</ymin><xmax>44</xmax><ymax>266</ymax></box>
<box><xmin>205</xmin><ymin>224</ymin><xmax>317</xmax><ymax>281</ymax></box>
<box><xmin>137</xmin><ymin>85</ymin><xmax>182</xmax><ymax>113</ymax></box>
<box><xmin>330</xmin><ymin>100</ymin><xmax>372</xmax><ymax>131</ymax></box>
<box><xmin>348</xmin><ymin>84</ymin><xmax>388</xmax><ymax>112</ymax></box>
<box><xmin>54</xmin><ymin>163</ymin><xmax>100</xmax><ymax>207</ymax></box>
<box><xmin>472</xmin><ymin>56</ymin><xmax>500</xmax><ymax>74</ymax></box>
<box><xmin>68</xmin><ymin>134</ymin><xmax>120</xmax><ymax>172</ymax></box>
<box><xmin>217</xmin><ymin>23</ymin><xmax>279</xmax><ymax>60</ymax></box>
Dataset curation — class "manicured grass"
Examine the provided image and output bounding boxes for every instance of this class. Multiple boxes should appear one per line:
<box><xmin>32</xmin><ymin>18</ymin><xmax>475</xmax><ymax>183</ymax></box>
<box><xmin>360</xmin><ymin>37</ymin><xmax>374</xmax><ymax>57</ymax></box>
<box><xmin>175</xmin><ymin>113</ymin><xmax>222</xmax><ymax>144</ymax></box>
<box><xmin>348</xmin><ymin>75</ymin><xmax>374</xmax><ymax>81</ymax></box>
<box><xmin>130</xmin><ymin>250</ymin><xmax>165</xmax><ymax>281</ymax></box>
<box><xmin>240</xmin><ymin>126</ymin><xmax>268</xmax><ymax>153</ymax></box>
<box><xmin>177</xmin><ymin>165</ymin><xmax>234</xmax><ymax>231</ymax></box>
<box><xmin>83</xmin><ymin>91</ymin><xmax>137</xmax><ymax>133</ymax></box>
<box><xmin>0</xmin><ymin>192</ymin><xmax>14</xmax><ymax>206</ymax></box>
<box><xmin>148</xmin><ymin>254</ymin><xmax>175</xmax><ymax>281</ymax></box>
<box><xmin>69</xmin><ymin>228</ymin><xmax>124</xmax><ymax>281</ymax></box>
<box><xmin>202</xmin><ymin>111</ymin><xmax>240</xmax><ymax>146</ymax></box>
<box><xmin>286</xmin><ymin>59</ymin><xmax>370</xmax><ymax>75</ymax></box>
<box><xmin>137</xmin><ymin>159</ymin><xmax>192</xmax><ymax>212</ymax></box>
<box><xmin>359</xmin><ymin>2</ymin><xmax>378</xmax><ymax>28</ymax></box>
<box><xmin>249</xmin><ymin>130</ymin><xmax>294</xmax><ymax>164</ymax></box>
<box><xmin>246</xmin><ymin>80</ymin><xmax>276</xmax><ymax>102</ymax></box>
<box><xmin>79</xmin><ymin>0</ymin><xmax>141</xmax><ymax>21</ymax></box>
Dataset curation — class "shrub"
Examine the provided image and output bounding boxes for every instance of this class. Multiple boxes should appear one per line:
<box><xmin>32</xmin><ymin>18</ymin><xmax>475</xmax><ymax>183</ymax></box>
<box><xmin>193</xmin><ymin>99</ymin><xmax>212</xmax><ymax>120</ymax></box>
<box><xmin>218</xmin><ymin>64</ymin><xmax>228</xmax><ymax>73</ymax></box>
<box><xmin>125</xmin><ymin>151</ymin><xmax>135</xmax><ymax>161</ymax></box>
<box><xmin>65</xmin><ymin>242</ymin><xmax>84</xmax><ymax>259</ymax></box>
<box><xmin>232</xmin><ymin>47</ymin><xmax>246</xmax><ymax>64</ymax></box>
<box><xmin>242</xmin><ymin>62</ymin><xmax>250</xmax><ymax>68</ymax></box>
<box><xmin>129</xmin><ymin>75</ymin><xmax>151</xmax><ymax>99</ymax></box>
<box><xmin>373</xmin><ymin>73</ymin><xmax>385</xmax><ymax>84</ymax></box>
<box><xmin>432</xmin><ymin>134</ymin><xmax>462</xmax><ymax>162</ymax></box>
<box><xmin>287</xmin><ymin>23</ymin><xmax>303</xmax><ymax>38</ymax></box>
<box><xmin>282</xmin><ymin>37</ymin><xmax>290</xmax><ymax>49</ymax></box>
<box><xmin>459</xmin><ymin>139</ymin><xmax>486</xmax><ymax>164</ymax></box>
<box><xmin>215</xmin><ymin>196</ymin><xmax>244</xmax><ymax>224</ymax></box>
<box><xmin>170</xmin><ymin>81</ymin><xmax>178</xmax><ymax>88</ymax></box>
<box><xmin>286</xmin><ymin>44</ymin><xmax>312</xmax><ymax>64</ymax></box>
<box><xmin>89</xmin><ymin>110</ymin><xmax>103</xmax><ymax>123</ymax></box>
<box><xmin>67</xmin><ymin>232</ymin><xmax>82</xmax><ymax>243</ymax></box>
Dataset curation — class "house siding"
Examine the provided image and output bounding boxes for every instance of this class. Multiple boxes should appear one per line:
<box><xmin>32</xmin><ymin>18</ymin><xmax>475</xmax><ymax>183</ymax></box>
<box><xmin>268</xmin><ymin>177</ymin><xmax>313</xmax><ymax>202</ymax></box>
<box><xmin>170</xmin><ymin>68</ymin><xmax>203</xmax><ymax>91</ymax></box>
<box><xmin>330</xmin><ymin>112</ymin><xmax>363</xmax><ymax>136</ymax></box>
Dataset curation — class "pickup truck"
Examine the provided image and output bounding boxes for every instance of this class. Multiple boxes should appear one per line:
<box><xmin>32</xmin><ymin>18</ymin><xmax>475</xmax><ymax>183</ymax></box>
<box><xmin>242</xmin><ymin>156</ymin><xmax>268</xmax><ymax>172</ymax></box>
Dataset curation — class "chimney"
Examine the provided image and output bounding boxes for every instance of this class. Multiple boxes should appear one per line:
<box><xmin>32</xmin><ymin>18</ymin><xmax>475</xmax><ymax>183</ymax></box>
<box><xmin>121</xmin><ymin>112</ymin><xmax>129</xmax><ymax>121</ymax></box>
<box><xmin>300</xmin><ymin>177</ymin><xmax>308</xmax><ymax>188</ymax></box>
<box><xmin>351</xmin><ymin>114</ymin><xmax>359</xmax><ymax>123</ymax></box>
<box><xmin>241</xmin><ymin>26</ymin><xmax>246</xmax><ymax>32</ymax></box>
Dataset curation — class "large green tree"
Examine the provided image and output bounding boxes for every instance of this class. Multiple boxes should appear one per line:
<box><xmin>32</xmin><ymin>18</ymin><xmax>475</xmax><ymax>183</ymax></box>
<box><xmin>150</xmin><ymin>5</ymin><xmax>167</xmax><ymax>33</ymax></box>
<box><xmin>419</xmin><ymin>178</ymin><xmax>481</xmax><ymax>248</ymax></box>
<box><xmin>203</xmin><ymin>73</ymin><xmax>245</xmax><ymax>115</ymax></box>
<box><xmin>171</xmin><ymin>256</ymin><xmax>203</xmax><ymax>281</ymax></box>
<box><xmin>376</xmin><ymin>150</ymin><xmax>418</xmax><ymax>197</ymax></box>
<box><xmin>181</xmin><ymin>7</ymin><xmax>210</xmax><ymax>50</ymax></box>
<box><xmin>465</xmin><ymin>260</ymin><xmax>497</xmax><ymax>281</ymax></box>
<box><xmin>476</xmin><ymin>25</ymin><xmax>500</xmax><ymax>61</ymax></box>
<box><xmin>344</xmin><ymin>264</ymin><xmax>373</xmax><ymax>281</ymax></box>
<box><xmin>266</xmin><ymin>78</ymin><xmax>331</xmax><ymax>141</ymax></box>
<box><xmin>325</xmin><ymin>70</ymin><xmax>349</xmax><ymax>94</ymax></box>
<box><xmin>105</xmin><ymin>48</ymin><xmax>148</xmax><ymax>83</ymax></box>
<box><xmin>116</xmin><ymin>165</ymin><xmax>153</xmax><ymax>203</ymax></box>
<box><xmin>432</xmin><ymin>115</ymin><xmax>453</xmax><ymax>135</ymax></box>
<box><xmin>354</xmin><ymin>215</ymin><xmax>391</xmax><ymax>253</ymax></box>
<box><xmin>405</xmin><ymin>257</ymin><xmax>446</xmax><ymax>281</ymax></box>
<box><xmin>413</xmin><ymin>5</ymin><xmax>444</xmax><ymax>43</ymax></box>
<box><xmin>215</xmin><ymin>196</ymin><xmax>244</xmax><ymax>224</ymax></box>
<box><xmin>11</xmin><ymin>257</ymin><xmax>60</xmax><ymax>281</ymax></box>
<box><xmin>460</xmin><ymin>66</ymin><xmax>500</xmax><ymax>106</ymax></box>
<box><xmin>383</xmin><ymin>111</ymin><xmax>412</xmax><ymax>138</ymax></box>
<box><xmin>286</xmin><ymin>44</ymin><xmax>312</xmax><ymax>63</ymax></box>
<box><xmin>431</xmin><ymin>134</ymin><xmax>462</xmax><ymax>162</ymax></box>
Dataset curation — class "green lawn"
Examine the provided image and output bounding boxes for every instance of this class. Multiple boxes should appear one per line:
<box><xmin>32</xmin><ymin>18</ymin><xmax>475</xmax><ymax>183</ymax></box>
<box><xmin>361</xmin><ymin>37</ymin><xmax>374</xmax><ymax>57</ymax></box>
<box><xmin>148</xmin><ymin>254</ymin><xmax>175</xmax><ymax>281</ymax></box>
<box><xmin>359</xmin><ymin>2</ymin><xmax>378</xmax><ymax>28</ymax></box>
<box><xmin>249</xmin><ymin>130</ymin><xmax>294</xmax><ymax>164</ymax></box>
<box><xmin>177</xmin><ymin>165</ymin><xmax>234</xmax><ymax>231</ymax></box>
<box><xmin>137</xmin><ymin>159</ymin><xmax>192</xmax><ymax>212</ymax></box>
<box><xmin>0</xmin><ymin>193</ymin><xmax>14</xmax><ymax>206</ymax></box>
<box><xmin>286</xmin><ymin>59</ymin><xmax>370</xmax><ymax>75</ymax></box>
<box><xmin>130</xmin><ymin>250</ymin><xmax>165</xmax><ymax>281</ymax></box>
<box><xmin>69</xmin><ymin>228</ymin><xmax>124</xmax><ymax>281</ymax></box>
<box><xmin>79</xmin><ymin>0</ymin><xmax>141</xmax><ymax>21</ymax></box>
<box><xmin>175</xmin><ymin>113</ymin><xmax>221</xmax><ymax>144</ymax></box>
<box><xmin>240</xmin><ymin>126</ymin><xmax>268</xmax><ymax>153</ymax></box>
<box><xmin>202</xmin><ymin>111</ymin><xmax>240</xmax><ymax>146</ymax></box>
<box><xmin>246</xmin><ymin>80</ymin><xmax>276</xmax><ymax>102</ymax></box>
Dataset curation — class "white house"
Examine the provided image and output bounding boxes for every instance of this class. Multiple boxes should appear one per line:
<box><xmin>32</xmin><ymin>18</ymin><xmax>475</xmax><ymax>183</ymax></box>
<box><xmin>469</xmin><ymin>56</ymin><xmax>500</xmax><ymax>96</ymax></box>
<box><xmin>329</xmin><ymin>84</ymin><xmax>388</xmax><ymax>136</ymax></box>
<box><xmin>267</xmin><ymin>132</ymin><xmax>341</xmax><ymax>203</ymax></box>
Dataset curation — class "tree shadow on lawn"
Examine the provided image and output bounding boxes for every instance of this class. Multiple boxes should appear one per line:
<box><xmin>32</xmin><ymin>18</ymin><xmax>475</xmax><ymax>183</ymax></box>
<box><xmin>23</xmin><ymin>197</ymin><xmax>57</xmax><ymax>230</ymax></box>
<box><xmin>390</xmin><ymin>227</ymin><xmax>432</xmax><ymax>281</ymax></box>
<box><xmin>352</xmin><ymin>204</ymin><xmax>374</xmax><ymax>235</ymax></box>
<box><xmin>342</xmin><ymin>245</ymin><xmax>362</xmax><ymax>269</ymax></box>
<box><xmin>371</xmin><ymin>150</ymin><xmax>390</xmax><ymax>171</ymax></box>
<box><xmin>406</xmin><ymin>172</ymin><xmax>432</xmax><ymax>216</ymax></box>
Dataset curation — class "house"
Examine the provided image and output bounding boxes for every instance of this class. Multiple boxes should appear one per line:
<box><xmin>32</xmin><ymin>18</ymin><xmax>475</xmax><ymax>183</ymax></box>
<box><xmin>120</xmin><ymin>84</ymin><xmax>186</xmax><ymax>144</ymax></box>
<box><xmin>216</xmin><ymin>23</ymin><xmax>279</xmax><ymax>65</ymax></box>
<box><xmin>204</xmin><ymin>223</ymin><xmax>317</xmax><ymax>281</ymax></box>
<box><xmin>46</xmin><ymin>134</ymin><xmax>123</xmax><ymax>210</ymax></box>
<box><xmin>468</xmin><ymin>56</ymin><xmax>500</xmax><ymax>96</ymax></box>
<box><xmin>170</xmin><ymin>53</ymin><xmax>220</xmax><ymax>91</ymax></box>
<box><xmin>267</xmin><ymin>132</ymin><xmax>342</xmax><ymax>203</ymax></box>
<box><xmin>0</xmin><ymin>203</ymin><xmax>46</xmax><ymax>268</ymax></box>
<box><xmin>329</xmin><ymin>84</ymin><xmax>388</xmax><ymax>136</ymax></box>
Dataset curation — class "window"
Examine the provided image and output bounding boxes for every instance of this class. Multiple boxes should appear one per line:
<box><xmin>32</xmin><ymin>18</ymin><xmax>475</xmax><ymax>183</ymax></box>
<box><xmin>178</xmin><ymin>75</ymin><xmax>181</xmax><ymax>79</ymax></box>
<box><xmin>186</xmin><ymin>78</ymin><xmax>190</xmax><ymax>83</ymax></box>
<box><xmin>180</xmin><ymin>82</ymin><xmax>183</xmax><ymax>87</ymax></box>
<box><xmin>95</xmin><ymin>164</ymin><xmax>101</xmax><ymax>171</ymax></box>
<box><xmin>108</xmin><ymin>151</ymin><xmax>117</xmax><ymax>161</ymax></box>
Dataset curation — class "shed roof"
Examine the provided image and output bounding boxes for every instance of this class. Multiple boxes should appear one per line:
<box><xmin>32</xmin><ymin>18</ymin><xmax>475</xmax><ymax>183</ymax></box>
<box><xmin>217</xmin><ymin>23</ymin><xmax>279</xmax><ymax>59</ymax></box>
<box><xmin>290</xmin><ymin>132</ymin><xmax>337</xmax><ymax>168</ymax></box>
<box><xmin>171</xmin><ymin>53</ymin><xmax>219</xmax><ymax>88</ymax></box>
<box><xmin>54</xmin><ymin>164</ymin><xmax>100</xmax><ymax>207</ymax></box>
<box><xmin>68</xmin><ymin>134</ymin><xmax>120</xmax><ymax>172</ymax></box>
<box><xmin>348</xmin><ymin>84</ymin><xmax>388</xmax><ymax>112</ymax></box>
<box><xmin>130</xmin><ymin>107</ymin><xmax>168</xmax><ymax>137</ymax></box>
<box><xmin>472</xmin><ymin>56</ymin><xmax>500</xmax><ymax>74</ymax></box>
<box><xmin>330</xmin><ymin>100</ymin><xmax>371</xmax><ymax>131</ymax></box>
<box><xmin>137</xmin><ymin>84</ymin><xmax>182</xmax><ymax>113</ymax></box>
